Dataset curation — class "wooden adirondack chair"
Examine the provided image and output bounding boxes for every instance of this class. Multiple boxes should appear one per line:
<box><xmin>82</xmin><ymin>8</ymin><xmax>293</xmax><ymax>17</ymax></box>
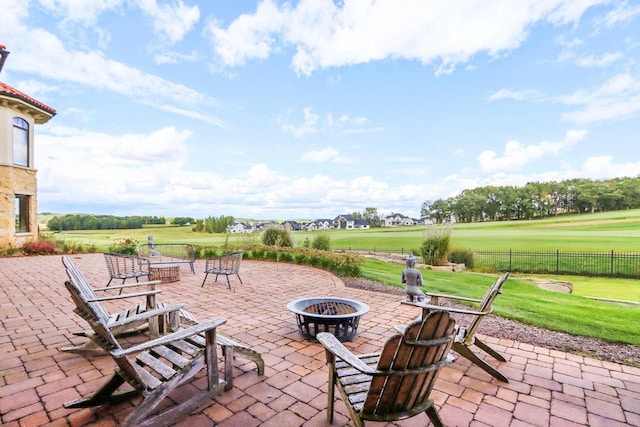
<box><xmin>317</xmin><ymin>310</ymin><xmax>456</xmax><ymax>427</ymax></box>
<box><xmin>202</xmin><ymin>250</ymin><xmax>243</xmax><ymax>288</ymax></box>
<box><xmin>62</xmin><ymin>255</ymin><xmax>183</xmax><ymax>354</ymax></box>
<box><xmin>401</xmin><ymin>272</ymin><xmax>510</xmax><ymax>382</ymax></box>
<box><xmin>61</xmin><ymin>255</ymin><xmax>264</xmax><ymax>389</ymax></box>
<box><xmin>63</xmin><ymin>277</ymin><xmax>227</xmax><ymax>426</ymax></box>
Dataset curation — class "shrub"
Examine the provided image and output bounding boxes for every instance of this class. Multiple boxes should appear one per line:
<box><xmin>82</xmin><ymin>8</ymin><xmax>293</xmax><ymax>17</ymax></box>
<box><xmin>21</xmin><ymin>240</ymin><xmax>57</xmax><ymax>255</ymax></box>
<box><xmin>262</xmin><ymin>228</ymin><xmax>293</xmax><ymax>247</ymax></box>
<box><xmin>311</xmin><ymin>233</ymin><xmax>331</xmax><ymax>251</ymax></box>
<box><xmin>449</xmin><ymin>248</ymin><xmax>475</xmax><ymax>269</ymax></box>
<box><xmin>108</xmin><ymin>238</ymin><xmax>138</xmax><ymax>255</ymax></box>
<box><xmin>54</xmin><ymin>240</ymin><xmax>96</xmax><ymax>254</ymax></box>
<box><xmin>0</xmin><ymin>244</ymin><xmax>19</xmax><ymax>256</ymax></box>
<box><xmin>420</xmin><ymin>224</ymin><xmax>452</xmax><ymax>266</ymax></box>
<box><xmin>242</xmin><ymin>245</ymin><xmax>362</xmax><ymax>277</ymax></box>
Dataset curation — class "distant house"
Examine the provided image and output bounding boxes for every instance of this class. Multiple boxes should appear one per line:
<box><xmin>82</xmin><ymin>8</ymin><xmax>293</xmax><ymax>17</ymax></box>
<box><xmin>282</xmin><ymin>221</ymin><xmax>301</xmax><ymax>231</ymax></box>
<box><xmin>333</xmin><ymin>214</ymin><xmax>369</xmax><ymax>230</ymax></box>
<box><xmin>383</xmin><ymin>213</ymin><xmax>432</xmax><ymax>227</ymax></box>
<box><xmin>227</xmin><ymin>222</ymin><xmax>254</xmax><ymax>233</ymax></box>
<box><xmin>383</xmin><ymin>213</ymin><xmax>416</xmax><ymax>227</ymax></box>
<box><xmin>0</xmin><ymin>46</ymin><xmax>56</xmax><ymax>248</ymax></box>
<box><xmin>253</xmin><ymin>221</ymin><xmax>278</xmax><ymax>231</ymax></box>
<box><xmin>308</xmin><ymin>219</ymin><xmax>333</xmax><ymax>231</ymax></box>
<box><xmin>416</xmin><ymin>217</ymin><xmax>433</xmax><ymax>226</ymax></box>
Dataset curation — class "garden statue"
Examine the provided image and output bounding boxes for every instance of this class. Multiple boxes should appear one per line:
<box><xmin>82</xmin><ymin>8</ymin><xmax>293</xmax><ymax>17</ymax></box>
<box><xmin>148</xmin><ymin>234</ymin><xmax>161</xmax><ymax>256</ymax></box>
<box><xmin>402</xmin><ymin>252</ymin><xmax>425</xmax><ymax>302</ymax></box>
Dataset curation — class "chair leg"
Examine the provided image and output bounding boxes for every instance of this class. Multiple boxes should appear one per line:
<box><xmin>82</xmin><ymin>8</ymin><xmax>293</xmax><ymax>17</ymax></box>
<box><xmin>326</xmin><ymin>362</ymin><xmax>335</xmax><ymax>423</ymax></box>
<box><xmin>425</xmin><ymin>403</ymin><xmax>445</xmax><ymax>427</ymax></box>
<box><xmin>201</xmin><ymin>273</ymin><xmax>209</xmax><ymax>287</ymax></box>
<box><xmin>217</xmin><ymin>344</ymin><xmax>235</xmax><ymax>391</ymax></box>
<box><xmin>64</xmin><ymin>374</ymin><xmax>133</xmax><ymax>408</ymax></box>
<box><xmin>226</xmin><ymin>275</ymin><xmax>232</xmax><ymax>289</ymax></box>
<box><xmin>474</xmin><ymin>337</ymin><xmax>506</xmax><ymax>362</ymax></box>
<box><xmin>453</xmin><ymin>342</ymin><xmax>509</xmax><ymax>382</ymax></box>
<box><xmin>236</xmin><ymin>273</ymin><xmax>243</xmax><ymax>284</ymax></box>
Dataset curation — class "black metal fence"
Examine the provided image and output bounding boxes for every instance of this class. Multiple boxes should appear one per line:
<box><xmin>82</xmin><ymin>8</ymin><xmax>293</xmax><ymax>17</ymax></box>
<box><xmin>345</xmin><ymin>247</ymin><xmax>640</xmax><ymax>278</ymax></box>
<box><xmin>474</xmin><ymin>250</ymin><xmax>640</xmax><ymax>278</ymax></box>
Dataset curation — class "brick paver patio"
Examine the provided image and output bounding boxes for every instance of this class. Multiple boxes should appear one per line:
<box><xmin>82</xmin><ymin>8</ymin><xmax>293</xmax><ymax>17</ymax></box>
<box><xmin>1</xmin><ymin>254</ymin><xmax>638</xmax><ymax>426</ymax></box>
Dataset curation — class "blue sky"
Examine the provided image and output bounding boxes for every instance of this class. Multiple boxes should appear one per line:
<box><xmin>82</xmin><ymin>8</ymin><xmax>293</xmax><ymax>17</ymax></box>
<box><xmin>2</xmin><ymin>0</ymin><xmax>639</xmax><ymax>220</ymax></box>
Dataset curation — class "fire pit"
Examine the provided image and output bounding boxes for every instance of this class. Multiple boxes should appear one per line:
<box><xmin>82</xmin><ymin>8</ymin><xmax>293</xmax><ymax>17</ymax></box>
<box><xmin>287</xmin><ymin>297</ymin><xmax>370</xmax><ymax>341</ymax></box>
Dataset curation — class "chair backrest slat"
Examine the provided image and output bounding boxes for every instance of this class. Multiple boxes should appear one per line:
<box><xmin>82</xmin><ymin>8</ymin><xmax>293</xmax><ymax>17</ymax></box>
<box><xmin>362</xmin><ymin>310</ymin><xmax>455</xmax><ymax>415</ymax></box>
<box><xmin>62</xmin><ymin>256</ymin><xmax>111</xmax><ymax>323</ymax></box>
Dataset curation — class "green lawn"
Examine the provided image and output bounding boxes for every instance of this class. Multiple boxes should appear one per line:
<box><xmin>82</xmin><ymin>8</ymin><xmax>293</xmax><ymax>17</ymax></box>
<box><xmin>41</xmin><ymin>209</ymin><xmax>640</xmax><ymax>342</ymax></box>
<box><xmin>360</xmin><ymin>259</ymin><xmax>640</xmax><ymax>348</ymax></box>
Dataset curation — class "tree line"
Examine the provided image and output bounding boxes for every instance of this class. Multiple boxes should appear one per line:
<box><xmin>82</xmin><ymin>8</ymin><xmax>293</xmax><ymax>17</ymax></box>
<box><xmin>421</xmin><ymin>176</ymin><xmax>640</xmax><ymax>223</ymax></box>
<box><xmin>47</xmin><ymin>214</ymin><xmax>166</xmax><ymax>231</ymax></box>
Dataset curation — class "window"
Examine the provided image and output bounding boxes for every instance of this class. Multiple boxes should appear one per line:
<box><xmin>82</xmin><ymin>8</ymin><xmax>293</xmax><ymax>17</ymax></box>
<box><xmin>15</xmin><ymin>195</ymin><xmax>30</xmax><ymax>233</ymax></box>
<box><xmin>13</xmin><ymin>117</ymin><xmax>29</xmax><ymax>167</ymax></box>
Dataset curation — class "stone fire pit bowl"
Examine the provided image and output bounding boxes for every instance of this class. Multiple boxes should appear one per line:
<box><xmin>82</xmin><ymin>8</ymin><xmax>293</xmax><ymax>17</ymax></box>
<box><xmin>287</xmin><ymin>297</ymin><xmax>370</xmax><ymax>341</ymax></box>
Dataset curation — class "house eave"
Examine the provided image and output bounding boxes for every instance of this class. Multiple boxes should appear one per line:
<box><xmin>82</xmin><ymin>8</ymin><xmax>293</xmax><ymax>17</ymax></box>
<box><xmin>0</xmin><ymin>95</ymin><xmax>56</xmax><ymax>124</ymax></box>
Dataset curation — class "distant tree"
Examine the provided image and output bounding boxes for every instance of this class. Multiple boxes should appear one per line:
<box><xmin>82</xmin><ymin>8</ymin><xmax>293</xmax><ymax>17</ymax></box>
<box><xmin>171</xmin><ymin>217</ymin><xmax>194</xmax><ymax>226</ymax></box>
<box><xmin>362</xmin><ymin>207</ymin><xmax>383</xmax><ymax>227</ymax></box>
<box><xmin>421</xmin><ymin>176</ymin><xmax>640</xmax><ymax>223</ymax></box>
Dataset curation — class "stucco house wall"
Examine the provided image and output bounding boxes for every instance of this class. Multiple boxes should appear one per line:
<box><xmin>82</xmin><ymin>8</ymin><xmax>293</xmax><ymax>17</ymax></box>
<box><xmin>0</xmin><ymin>58</ymin><xmax>56</xmax><ymax>248</ymax></box>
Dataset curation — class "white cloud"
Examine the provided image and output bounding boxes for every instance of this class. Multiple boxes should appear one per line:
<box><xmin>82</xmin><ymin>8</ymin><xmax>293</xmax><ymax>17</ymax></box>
<box><xmin>154</xmin><ymin>50</ymin><xmax>199</xmax><ymax>65</ymax></box>
<box><xmin>281</xmin><ymin>107</ymin><xmax>319</xmax><ymax>138</ymax></box>
<box><xmin>206</xmin><ymin>0</ymin><xmax>285</xmax><ymax>68</ymax></box>
<box><xmin>603</xmin><ymin>1</ymin><xmax>640</xmax><ymax>27</ymax></box>
<box><xmin>477</xmin><ymin>130</ymin><xmax>586</xmax><ymax>173</ymax></box>
<box><xmin>580</xmin><ymin>155</ymin><xmax>640</xmax><ymax>178</ymax></box>
<box><xmin>491</xmin><ymin>74</ymin><xmax>640</xmax><ymax>125</ymax></box>
<box><xmin>561</xmin><ymin>74</ymin><xmax>640</xmax><ymax>124</ymax></box>
<box><xmin>137</xmin><ymin>0</ymin><xmax>200</xmax><ymax>45</ymax></box>
<box><xmin>563</xmin><ymin>51</ymin><xmax>623</xmax><ymax>67</ymax></box>
<box><xmin>206</xmin><ymin>0</ymin><xmax>606</xmax><ymax>76</ymax></box>
<box><xmin>0</xmin><ymin>6</ymin><xmax>225</xmax><ymax>126</ymax></box>
<box><xmin>327</xmin><ymin>113</ymin><xmax>383</xmax><ymax>135</ymax></box>
<box><xmin>280</xmin><ymin>109</ymin><xmax>381</xmax><ymax>138</ymax></box>
<box><xmin>488</xmin><ymin>88</ymin><xmax>545</xmax><ymax>102</ymax></box>
<box><xmin>36</xmin><ymin>126</ymin><xmax>192</xmax><ymax>207</ymax></box>
<box><xmin>300</xmin><ymin>146</ymin><xmax>353</xmax><ymax>164</ymax></box>
<box><xmin>300</xmin><ymin>146</ymin><xmax>339</xmax><ymax>163</ymax></box>
<box><xmin>37</xmin><ymin>0</ymin><xmax>123</xmax><ymax>24</ymax></box>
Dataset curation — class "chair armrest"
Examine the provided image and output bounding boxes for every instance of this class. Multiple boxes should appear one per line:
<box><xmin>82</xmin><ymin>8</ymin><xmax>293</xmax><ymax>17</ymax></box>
<box><xmin>87</xmin><ymin>290</ymin><xmax>161</xmax><ymax>302</ymax></box>
<box><xmin>316</xmin><ymin>332</ymin><xmax>375</xmax><ymax>374</ymax></box>
<box><xmin>401</xmin><ymin>301</ymin><xmax>489</xmax><ymax>316</ymax></box>
<box><xmin>108</xmin><ymin>304</ymin><xmax>185</xmax><ymax>329</ymax></box>
<box><xmin>93</xmin><ymin>280</ymin><xmax>162</xmax><ymax>293</ymax></box>
<box><xmin>424</xmin><ymin>292</ymin><xmax>482</xmax><ymax>303</ymax></box>
<box><xmin>112</xmin><ymin>318</ymin><xmax>227</xmax><ymax>357</ymax></box>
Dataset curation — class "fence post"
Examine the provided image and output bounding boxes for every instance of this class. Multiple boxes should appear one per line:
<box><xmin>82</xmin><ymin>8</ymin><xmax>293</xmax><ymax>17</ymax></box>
<box><xmin>509</xmin><ymin>249</ymin><xmax>512</xmax><ymax>272</ymax></box>
<box><xmin>556</xmin><ymin>250</ymin><xmax>560</xmax><ymax>274</ymax></box>
<box><xmin>610</xmin><ymin>250</ymin><xmax>614</xmax><ymax>277</ymax></box>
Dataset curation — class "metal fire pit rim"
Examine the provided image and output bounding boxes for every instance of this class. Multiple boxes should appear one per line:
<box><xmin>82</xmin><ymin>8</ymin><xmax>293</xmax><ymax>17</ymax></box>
<box><xmin>286</xmin><ymin>296</ymin><xmax>370</xmax><ymax>319</ymax></box>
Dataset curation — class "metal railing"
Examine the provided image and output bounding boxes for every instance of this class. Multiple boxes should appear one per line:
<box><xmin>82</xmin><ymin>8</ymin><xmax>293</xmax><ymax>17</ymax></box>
<box><xmin>472</xmin><ymin>250</ymin><xmax>640</xmax><ymax>278</ymax></box>
<box><xmin>344</xmin><ymin>247</ymin><xmax>640</xmax><ymax>278</ymax></box>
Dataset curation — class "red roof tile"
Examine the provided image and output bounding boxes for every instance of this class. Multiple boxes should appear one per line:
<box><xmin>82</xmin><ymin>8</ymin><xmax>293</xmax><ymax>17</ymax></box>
<box><xmin>0</xmin><ymin>80</ymin><xmax>56</xmax><ymax>116</ymax></box>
